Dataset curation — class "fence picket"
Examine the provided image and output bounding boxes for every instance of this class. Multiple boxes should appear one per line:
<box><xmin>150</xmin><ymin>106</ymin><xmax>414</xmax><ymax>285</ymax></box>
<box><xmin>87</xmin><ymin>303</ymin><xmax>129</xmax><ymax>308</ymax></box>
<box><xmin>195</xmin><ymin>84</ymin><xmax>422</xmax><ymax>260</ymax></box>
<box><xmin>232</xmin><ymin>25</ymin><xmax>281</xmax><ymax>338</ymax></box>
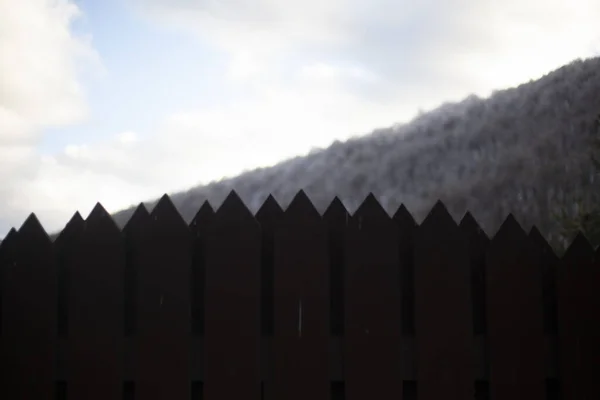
<box><xmin>345</xmin><ymin>194</ymin><xmax>402</xmax><ymax>400</ymax></box>
<box><xmin>189</xmin><ymin>200</ymin><xmax>215</xmax><ymax>391</ymax></box>
<box><xmin>414</xmin><ymin>201</ymin><xmax>474</xmax><ymax>400</ymax></box>
<box><xmin>272</xmin><ymin>191</ymin><xmax>330</xmax><ymax>400</ymax></box>
<box><xmin>460</xmin><ymin>211</ymin><xmax>490</xmax><ymax>390</ymax></box>
<box><xmin>557</xmin><ymin>233</ymin><xmax>600</xmax><ymax>400</ymax></box>
<box><xmin>256</xmin><ymin>195</ymin><xmax>284</xmax><ymax>400</ymax></box>
<box><xmin>0</xmin><ymin>215</ymin><xmax>56</xmax><ymax>399</ymax></box>
<box><xmin>204</xmin><ymin>191</ymin><xmax>261</xmax><ymax>400</ymax></box>
<box><xmin>486</xmin><ymin>215</ymin><xmax>545</xmax><ymax>400</ymax></box>
<box><xmin>132</xmin><ymin>195</ymin><xmax>192</xmax><ymax>400</ymax></box>
<box><xmin>64</xmin><ymin>204</ymin><xmax>125</xmax><ymax>399</ymax></box>
<box><xmin>393</xmin><ymin>203</ymin><xmax>417</xmax><ymax>340</ymax></box>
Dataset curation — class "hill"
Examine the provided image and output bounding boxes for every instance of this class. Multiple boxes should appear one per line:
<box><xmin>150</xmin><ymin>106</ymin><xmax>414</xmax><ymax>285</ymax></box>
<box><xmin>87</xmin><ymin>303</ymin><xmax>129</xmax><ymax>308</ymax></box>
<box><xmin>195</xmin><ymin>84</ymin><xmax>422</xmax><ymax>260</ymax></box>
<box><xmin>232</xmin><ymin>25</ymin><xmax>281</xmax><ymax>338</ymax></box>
<box><xmin>105</xmin><ymin>57</ymin><xmax>600</xmax><ymax>250</ymax></box>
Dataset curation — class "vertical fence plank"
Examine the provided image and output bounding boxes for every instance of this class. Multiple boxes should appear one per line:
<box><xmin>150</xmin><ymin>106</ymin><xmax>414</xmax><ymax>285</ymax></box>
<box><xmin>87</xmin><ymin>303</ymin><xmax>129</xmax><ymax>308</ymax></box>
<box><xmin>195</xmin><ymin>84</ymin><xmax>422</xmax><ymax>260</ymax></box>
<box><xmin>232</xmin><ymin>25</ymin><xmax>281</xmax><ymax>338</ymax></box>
<box><xmin>55</xmin><ymin>212</ymin><xmax>85</xmax><ymax>398</ymax></box>
<box><xmin>323</xmin><ymin>196</ymin><xmax>349</xmax><ymax>392</ymax></box>
<box><xmin>393</xmin><ymin>204</ymin><xmax>417</xmax><ymax>339</ymax></box>
<box><xmin>134</xmin><ymin>195</ymin><xmax>192</xmax><ymax>400</ymax></box>
<box><xmin>556</xmin><ymin>233</ymin><xmax>600</xmax><ymax>400</ymax></box>
<box><xmin>256</xmin><ymin>195</ymin><xmax>283</xmax><ymax>338</ymax></box>
<box><xmin>66</xmin><ymin>204</ymin><xmax>124</xmax><ymax>399</ymax></box>
<box><xmin>256</xmin><ymin>195</ymin><xmax>284</xmax><ymax>400</ymax></box>
<box><xmin>122</xmin><ymin>202</ymin><xmax>151</xmax><ymax>400</ymax></box>
<box><xmin>204</xmin><ymin>191</ymin><xmax>261</xmax><ymax>400</ymax></box>
<box><xmin>345</xmin><ymin>194</ymin><xmax>402</xmax><ymax>400</ymax></box>
<box><xmin>0</xmin><ymin>228</ymin><xmax>17</xmax><ymax>339</ymax></box>
<box><xmin>189</xmin><ymin>200</ymin><xmax>215</xmax><ymax>397</ymax></box>
<box><xmin>0</xmin><ymin>215</ymin><xmax>56</xmax><ymax>399</ymax></box>
<box><xmin>123</xmin><ymin>203</ymin><xmax>151</xmax><ymax>340</ymax></box>
<box><xmin>589</xmin><ymin>244</ymin><xmax>600</xmax><ymax>397</ymax></box>
<box><xmin>529</xmin><ymin>227</ymin><xmax>559</xmax><ymax>337</ymax></box>
<box><xmin>0</xmin><ymin>228</ymin><xmax>18</xmax><ymax>399</ymax></box>
<box><xmin>272</xmin><ymin>191</ymin><xmax>330</xmax><ymax>400</ymax></box>
<box><xmin>55</xmin><ymin>213</ymin><xmax>85</xmax><ymax>341</ymax></box>
<box><xmin>486</xmin><ymin>215</ymin><xmax>545</xmax><ymax>400</ymax></box>
<box><xmin>414</xmin><ymin>201</ymin><xmax>473</xmax><ymax>400</ymax></box>
<box><xmin>393</xmin><ymin>203</ymin><xmax>418</xmax><ymax>389</ymax></box>
<box><xmin>323</xmin><ymin>197</ymin><xmax>348</xmax><ymax>340</ymax></box>
<box><xmin>189</xmin><ymin>201</ymin><xmax>215</xmax><ymax>339</ymax></box>
<box><xmin>529</xmin><ymin>226</ymin><xmax>560</xmax><ymax>398</ymax></box>
<box><xmin>189</xmin><ymin>200</ymin><xmax>216</xmax><ymax>394</ymax></box>
<box><xmin>460</xmin><ymin>212</ymin><xmax>489</xmax><ymax>338</ymax></box>
<box><xmin>323</xmin><ymin>197</ymin><xmax>350</xmax><ymax>400</ymax></box>
<box><xmin>460</xmin><ymin>211</ymin><xmax>491</xmax><ymax>386</ymax></box>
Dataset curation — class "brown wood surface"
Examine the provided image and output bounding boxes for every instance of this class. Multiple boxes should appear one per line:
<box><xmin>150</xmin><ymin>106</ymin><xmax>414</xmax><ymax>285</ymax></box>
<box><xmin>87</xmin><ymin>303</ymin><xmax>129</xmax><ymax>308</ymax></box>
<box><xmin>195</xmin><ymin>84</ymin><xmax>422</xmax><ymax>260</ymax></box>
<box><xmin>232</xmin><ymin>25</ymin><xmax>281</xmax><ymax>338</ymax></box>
<box><xmin>414</xmin><ymin>201</ymin><xmax>474</xmax><ymax>400</ymax></box>
<box><xmin>130</xmin><ymin>195</ymin><xmax>192</xmax><ymax>400</ymax></box>
<box><xmin>67</xmin><ymin>205</ymin><xmax>124</xmax><ymax>399</ymax></box>
<box><xmin>486</xmin><ymin>215</ymin><xmax>545</xmax><ymax>400</ymax></box>
<box><xmin>0</xmin><ymin>216</ymin><xmax>56</xmax><ymax>399</ymax></box>
<box><xmin>204</xmin><ymin>191</ymin><xmax>261</xmax><ymax>400</ymax></box>
<box><xmin>345</xmin><ymin>194</ymin><xmax>403</xmax><ymax>400</ymax></box>
<box><xmin>272</xmin><ymin>191</ymin><xmax>330</xmax><ymax>400</ymax></box>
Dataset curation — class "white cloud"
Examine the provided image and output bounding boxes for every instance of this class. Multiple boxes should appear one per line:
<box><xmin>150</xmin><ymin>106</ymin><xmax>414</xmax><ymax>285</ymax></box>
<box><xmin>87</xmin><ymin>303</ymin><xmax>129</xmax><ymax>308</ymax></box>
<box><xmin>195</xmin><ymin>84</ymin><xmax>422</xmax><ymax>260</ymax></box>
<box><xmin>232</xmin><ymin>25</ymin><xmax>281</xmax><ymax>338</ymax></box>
<box><xmin>0</xmin><ymin>0</ymin><xmax>100</xmax><ymax>234</ymax></box>
<box><xmin>299</xmin><ymin>62</ymin><xmax>380</xmax><ymax>84</ymax></box>
<box><xmin>134</xmin><ymin>0</ymin><xmax>600</xmax><ymax>96</ymax></box>
<box><xmin>0</xmin><ymin>0</ymin><xmax>100</xmax><ymax>125</ymax></box>
<box><xmin>117</xmin><ymin>131</ymin><xmax>139</xmax><ymax>145</ymax></box>
<box><xmin>419</xmin><ymin>0</ymin><xmax>600</xmax><ymax>93</ymax></box>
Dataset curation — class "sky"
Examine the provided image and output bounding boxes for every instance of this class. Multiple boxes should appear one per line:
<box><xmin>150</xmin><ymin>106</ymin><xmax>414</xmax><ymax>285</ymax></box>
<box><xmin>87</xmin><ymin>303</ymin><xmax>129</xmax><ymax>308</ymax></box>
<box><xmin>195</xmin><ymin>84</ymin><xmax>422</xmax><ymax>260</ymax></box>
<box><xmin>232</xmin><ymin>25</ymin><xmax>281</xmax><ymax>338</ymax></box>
<box><xmin>1</xmin><ymin>0</ymin><xmax>600</xmax><ymax>237</ymax></box>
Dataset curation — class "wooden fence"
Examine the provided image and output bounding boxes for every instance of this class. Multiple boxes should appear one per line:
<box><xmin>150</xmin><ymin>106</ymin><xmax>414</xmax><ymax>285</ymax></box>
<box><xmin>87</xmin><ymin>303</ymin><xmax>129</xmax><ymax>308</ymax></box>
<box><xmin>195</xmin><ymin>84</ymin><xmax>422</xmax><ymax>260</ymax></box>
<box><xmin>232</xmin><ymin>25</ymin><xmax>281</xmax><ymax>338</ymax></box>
<box><xmin>0</xmin><ymin>191</ymin><xmax>598</xmax><ymax>400</ymax></box>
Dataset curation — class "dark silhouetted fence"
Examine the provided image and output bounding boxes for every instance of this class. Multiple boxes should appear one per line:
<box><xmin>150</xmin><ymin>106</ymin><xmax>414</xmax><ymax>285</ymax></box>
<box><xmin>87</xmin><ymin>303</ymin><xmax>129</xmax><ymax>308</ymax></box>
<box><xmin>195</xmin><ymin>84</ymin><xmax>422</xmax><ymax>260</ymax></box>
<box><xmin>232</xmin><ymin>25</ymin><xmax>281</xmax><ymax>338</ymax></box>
<box><xmin>0</xmin><ymin>191</ymin><xmax>598</xmax><ymax>400</ymax></box>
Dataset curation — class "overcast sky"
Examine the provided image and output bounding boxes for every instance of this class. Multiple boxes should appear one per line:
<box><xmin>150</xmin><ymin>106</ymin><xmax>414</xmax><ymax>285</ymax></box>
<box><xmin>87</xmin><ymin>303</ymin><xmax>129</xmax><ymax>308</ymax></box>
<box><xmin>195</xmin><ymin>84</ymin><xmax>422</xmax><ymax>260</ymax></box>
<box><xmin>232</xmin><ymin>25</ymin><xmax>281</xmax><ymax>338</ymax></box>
<box><xmin>1</xmin><ymin>0</ymin><xmax>599</xmax><ymax>236</ymax></box>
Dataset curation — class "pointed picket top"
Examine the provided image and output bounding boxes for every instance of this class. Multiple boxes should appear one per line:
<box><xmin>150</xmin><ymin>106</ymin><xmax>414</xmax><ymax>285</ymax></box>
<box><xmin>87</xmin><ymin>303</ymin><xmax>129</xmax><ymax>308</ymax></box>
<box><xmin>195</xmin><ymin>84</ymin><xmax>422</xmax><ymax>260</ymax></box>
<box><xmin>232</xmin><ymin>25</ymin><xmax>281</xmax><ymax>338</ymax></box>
<box><xmin>255</xmin><ymin>194</ymin><xmax>283</xmax><ymax>224</ymax></box>
<box><xmin>419</xmin><ymin>199</ymin><xmax>458</xmax><ymax>234</ymax></box>
<box><xmin>0</xmin><ymin>227</ymin><xmax>18</xmax><ymax>252</ymax></box>
<box><xmin>3</xmin><ymin>227</ymin><xmax>17</xmax><ymax>243</ymax></box>
<box><xmin>323</xmin><ymin>196</ymin><xmax>349</xmax><ymax>226</ymax></box>
<box><xmin>55</xmin><ymin>211</ymin><xmax>85</xmax><ymax>246</ymax></box>
<box><xmin>18</xmin><ymin>213</ymin><xmax>51</xmax><ymax>246</ymax></box>
<box><xmin>0</xmin><ymin>228</ymin><xmax>17</xmax><ymax>268</ymax></box>
<box><xmin>528</xmin><ymin>226</ymin><xmax>558</xmax><ymax>260</ymax></box>
<box><xmin>65</xmin><ymin>211</ymin><xmax>84</xmax><ymax>230</ymax></box>
<box><xmin>393</xmin><ymin>203</ymin><xmax>417</xmax><ymax>229</ymax></box>
<box><xmin>490</xmin><ymin>213</ymin><xmax>527</xmax><ymax>242</ymax></box>
<box><xmin>87</xmin><ymin>202</ymin><xmax>110</xmax><ymax>219</ymax></box>
<box><xmin>190</xmin><ymin>200</ymin><xmax>215</xmax><ymax>224</ymax></box>
<box><xmin>86</xmin><ymin>202</ymin><xmax>120</xmax><ymax>236</ymax></box>
<box><xmin>149</xmin><ymin>194</ymin><xmax>188</xmax><ymax>233</ymax></box>
<box><xmin>215</xmin><ymin>190</ymin><xmax>256</xmax><ymax>224</ymax></box>
<box><xmin>352</xmin><ymin>193</ymin><xmax>390</xmax><ymax>222</ymax></box>
<box><xmin>284</xmin><ymin>190</ymin><xmax>321</xmax><ymax>222</ymax></box>
<box><xmin>561</xmin><ymin>231</ymin><xmax>594</xmax><ymax>268</ymax></box>
<box><xmin>459</xmin><ymin>211</ymin><xmax>489</xmax><ymax>241</ymax></box>
<box><xmin>487</xmin><ymin>213</ymin><xmax>528</xmax><ymax>259</ymax></box>
<box><xmin>189</xmin><ymin>200</ymin><xmax>215</xmax><ymax>235</ymax></box>
<box><xmin>123</xmin><ymin>202</ymin><xmax>151</xmax><ymax>236</ymax></box>
<box><xmin>458</xmin><ymin>211</ymin><xmax>478</xmax><ymax>231</ymax></box>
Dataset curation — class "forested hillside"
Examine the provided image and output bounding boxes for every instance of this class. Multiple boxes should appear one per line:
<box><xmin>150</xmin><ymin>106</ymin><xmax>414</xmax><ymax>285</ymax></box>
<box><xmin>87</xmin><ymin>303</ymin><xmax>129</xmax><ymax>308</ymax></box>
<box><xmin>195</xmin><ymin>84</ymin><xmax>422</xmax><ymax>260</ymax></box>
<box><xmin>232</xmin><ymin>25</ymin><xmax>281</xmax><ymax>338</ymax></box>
<box><xmin>104</xmin><ymin>57</ymin><xmax>600</xmax><ymax>251</ymax></box>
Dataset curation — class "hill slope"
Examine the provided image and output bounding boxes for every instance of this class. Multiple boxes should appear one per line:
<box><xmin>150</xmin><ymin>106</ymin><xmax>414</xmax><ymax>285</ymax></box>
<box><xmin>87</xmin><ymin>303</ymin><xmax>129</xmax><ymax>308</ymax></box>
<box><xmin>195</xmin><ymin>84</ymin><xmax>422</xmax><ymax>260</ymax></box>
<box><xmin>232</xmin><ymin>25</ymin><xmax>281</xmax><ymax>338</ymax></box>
<box><xmin>109</xmin><ymin>57</ymin><xmax>600</xmax><ymax>249</ymax></box>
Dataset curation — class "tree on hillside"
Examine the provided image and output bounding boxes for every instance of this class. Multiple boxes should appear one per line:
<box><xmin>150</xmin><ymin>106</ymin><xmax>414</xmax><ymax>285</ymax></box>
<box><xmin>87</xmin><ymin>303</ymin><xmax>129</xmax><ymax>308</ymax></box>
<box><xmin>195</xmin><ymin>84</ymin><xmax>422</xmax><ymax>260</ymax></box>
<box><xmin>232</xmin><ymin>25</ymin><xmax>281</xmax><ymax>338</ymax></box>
<box><xmin>552</xmin><ymin>114</ymin><xmax>600</xmax><ymax>254</ymax></box>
